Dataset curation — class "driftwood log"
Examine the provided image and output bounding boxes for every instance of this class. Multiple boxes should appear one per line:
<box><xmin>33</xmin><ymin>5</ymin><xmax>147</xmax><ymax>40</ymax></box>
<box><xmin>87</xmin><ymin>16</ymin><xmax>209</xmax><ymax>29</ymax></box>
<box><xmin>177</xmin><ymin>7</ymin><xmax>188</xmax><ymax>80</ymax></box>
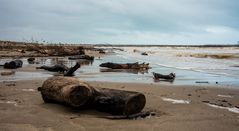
<box><xmin>64</xmin><ymin>62</ymin><xmax>81</xmax><ymax>76</ymax></box>
<box><xmin>36</xmin><ymin>64</ymin><xmax>69</xmax><ymax>72</ymax></box>
<box><xmin>100</xmin><ymin>62</ymin><xmax>149</xmax><ymax>70</ymax></box>
<box><xmin>38</xmin><ymin>76</ymin><xmax>146</xmax><ymax>115</ymax></box>
<box><xmin>4</xmin><ymin>60</ymin><xmax>23</xmax><ymax>69</ymax></box>
<box><xmin>27</xmin><ymin>58</ymin><xmax>35</xmax><ymax>64</ymax></box>
<box><xmin>153</xmin><ymin>72</ymin><xmax>176</xmax><ymax>80</ymax></box>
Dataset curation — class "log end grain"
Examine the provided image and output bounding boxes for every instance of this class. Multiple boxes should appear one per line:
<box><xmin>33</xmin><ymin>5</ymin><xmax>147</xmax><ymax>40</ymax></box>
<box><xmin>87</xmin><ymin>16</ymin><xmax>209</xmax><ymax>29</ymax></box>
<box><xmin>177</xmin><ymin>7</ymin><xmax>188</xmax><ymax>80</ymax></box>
<box><xmin>124</xmin><ymin>93</ymin><xmax>146</xmax><ymax>115</ymax></box>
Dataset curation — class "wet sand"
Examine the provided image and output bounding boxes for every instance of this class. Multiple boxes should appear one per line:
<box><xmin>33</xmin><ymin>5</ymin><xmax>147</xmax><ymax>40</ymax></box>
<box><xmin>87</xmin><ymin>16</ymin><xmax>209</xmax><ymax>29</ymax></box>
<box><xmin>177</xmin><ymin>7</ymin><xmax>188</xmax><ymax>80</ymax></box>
<box><xmin>0</xmin><ymin>79</ymin><xmax>239</xmax><ymax>131</ymax></box>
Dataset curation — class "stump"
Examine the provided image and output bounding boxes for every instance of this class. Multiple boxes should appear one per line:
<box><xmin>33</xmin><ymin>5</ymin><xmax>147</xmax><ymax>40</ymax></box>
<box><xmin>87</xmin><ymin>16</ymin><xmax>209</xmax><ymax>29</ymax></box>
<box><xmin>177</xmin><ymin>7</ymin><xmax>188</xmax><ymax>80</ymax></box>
<box><xmin>38</xmin><ymin>76</ymin><xmax>146</xmax><ymax>115</ymax></box>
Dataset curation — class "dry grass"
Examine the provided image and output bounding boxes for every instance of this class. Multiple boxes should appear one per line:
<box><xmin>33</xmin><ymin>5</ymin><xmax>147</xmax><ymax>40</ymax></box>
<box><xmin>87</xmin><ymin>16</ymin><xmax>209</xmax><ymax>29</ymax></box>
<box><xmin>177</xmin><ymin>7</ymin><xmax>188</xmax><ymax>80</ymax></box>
<box><xmin>0</xmin><ymin>41</ymin><xmax>92</xmax><ymax>57</ymax></box>
<box><xmin>177</xmin><ymin>53</ymin><xmax>239</xmax><ymax>59</ymax></box>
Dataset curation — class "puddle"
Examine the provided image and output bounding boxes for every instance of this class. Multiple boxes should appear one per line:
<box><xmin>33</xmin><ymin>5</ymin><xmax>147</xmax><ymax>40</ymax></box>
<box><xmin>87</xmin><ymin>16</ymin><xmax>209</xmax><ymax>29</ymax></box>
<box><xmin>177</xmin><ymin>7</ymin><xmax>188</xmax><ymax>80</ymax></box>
<box><xmin>206</xmin><ymin>103</ymin><xmax>239</xmax><ymax>114</ymax></box>
<box><xmin>217</xmin><ymin>94</ymin><xmax>233</xmax><ymax>98</ymax></box>
<box><xmin>161</xmin><ymin>97</ymin><xmax>190</xmax><ymax>104</ymax></box>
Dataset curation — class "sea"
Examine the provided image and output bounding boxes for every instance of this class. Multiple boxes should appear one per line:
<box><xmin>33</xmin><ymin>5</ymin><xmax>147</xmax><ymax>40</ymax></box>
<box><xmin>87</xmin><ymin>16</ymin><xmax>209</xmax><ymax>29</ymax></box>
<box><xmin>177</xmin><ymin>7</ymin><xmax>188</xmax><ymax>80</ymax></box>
<box><xmin>1</xmin><ymin>46</ymin><xmax>239</xmax><ymax>88</ymax></box>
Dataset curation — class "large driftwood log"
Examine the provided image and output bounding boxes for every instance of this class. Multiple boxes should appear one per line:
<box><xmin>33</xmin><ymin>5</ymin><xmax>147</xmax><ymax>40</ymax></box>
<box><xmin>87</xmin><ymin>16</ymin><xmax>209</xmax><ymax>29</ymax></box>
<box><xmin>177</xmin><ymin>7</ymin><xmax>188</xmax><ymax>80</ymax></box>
<box><xmin>38</xmin><ymin>76</ymin><xmax>146</xmax><ymax>115</ymax></box>
<box><xmin>100</xmin><ymin>62</ymin><xmax>150</xmax><ymax>70</ymax></box>
<box><xmin>4</xmin><ymin>60</ymin><xmax>23</xmax><ymax>69</ymax></box>
<box><xmin>36</xmin><ymin>64</ymin><xmax>69</xmax><ymax>72</ymax></box>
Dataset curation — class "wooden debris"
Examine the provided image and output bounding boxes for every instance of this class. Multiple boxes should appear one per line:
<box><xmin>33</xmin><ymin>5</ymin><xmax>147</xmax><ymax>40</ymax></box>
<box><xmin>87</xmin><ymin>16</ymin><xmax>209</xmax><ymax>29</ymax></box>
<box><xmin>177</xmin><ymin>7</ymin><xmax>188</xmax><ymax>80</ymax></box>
<box><xmin>100</xmin><ymin>62</ymin><xmax>150</xmax><ymax>70</ymax></box>
<box><xmin>4</xmin><ymin>60</ymin><xmax>23</xmax><ymax>69</ymax></box>
<box><xmin>36</xmin><ymin>64</ymin><xmax>69</xmax><ymax>72</ymax></box>
<box><xmin>38</xmin><ymin>76</ymin><xmax>146</xmax><ymax>115</ymax></box>
<box><xmin>153</xmin><ymin>72</ymin><xmax>176</xmax><ymax>80</ymax></box>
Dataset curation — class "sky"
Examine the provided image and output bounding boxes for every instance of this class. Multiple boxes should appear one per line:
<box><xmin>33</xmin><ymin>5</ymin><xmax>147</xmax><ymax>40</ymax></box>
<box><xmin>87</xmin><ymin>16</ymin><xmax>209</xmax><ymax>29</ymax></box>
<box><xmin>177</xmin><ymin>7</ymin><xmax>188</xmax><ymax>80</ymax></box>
<box><xmin>0</xmin><ymin>0</ymin><xmax>239</xmax><ymax>45</ymax></box>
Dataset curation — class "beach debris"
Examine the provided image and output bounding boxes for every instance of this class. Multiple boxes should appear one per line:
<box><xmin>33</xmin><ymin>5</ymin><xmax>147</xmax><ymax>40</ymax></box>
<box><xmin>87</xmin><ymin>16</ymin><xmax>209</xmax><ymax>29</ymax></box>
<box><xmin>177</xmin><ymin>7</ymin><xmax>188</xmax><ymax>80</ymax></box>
<box><xmin>1</xmin><ymin>71</ymin><xmax>15</xmax><ymax>76</ymax></box>
<box><xmin>36</xmin><ymin>64</ymin><xmax>69</xmax><ymax>73</ymax></box>
<box><xmin>141</xmin><ymin>52</ymin><xmax>148</xmax><ymax>56</ymax></box>
<box><xmin>231</xmin><ymin>65</ymin><xmax>239</xmax><ymax>68</ymax></box>
<box><xmin>38</xmin><ymin>76</ymin><xmax>146</xmax><ymax>115</ymax></box>
<box><xmin>205</xmin><ymin>103</ymin><xmax>239</xmax><ymax>114</ymax></box>
<box><xmin>100</xmin><ymin>62</ymin><xmax>150</xmax><ymax>70</ymax></box>
<box><xmin>20</xmin><ymin>49</ymin><xmax>25</xmax><ymax>53</ymax></box>
<box><xmin>68</xmin><ymin>55</ymin><xmax>94</xmax><ymax>60</ymax></box>
<box><xmin>27</xmin><ymin>57</ymin><xmax>35</xmax><ymax>64</ymax></box>
<box><xmin>161</xmin><ymin>97</ymin><xmax>190</xmax><ymax>104</ymax></box>
<box><xmin>3</xmin><ymin>60</ymin><xmax>23</xmax><ymax>69</ymax></box>
<box><xmin>152</xmin><ymin>72</ymin><xmax>176</xmax><ymax>80</ymax></box>
<box><xmin>63</xmin><ymin>62</ymin><xmax>81</xmax><ymax>76</ymax></box>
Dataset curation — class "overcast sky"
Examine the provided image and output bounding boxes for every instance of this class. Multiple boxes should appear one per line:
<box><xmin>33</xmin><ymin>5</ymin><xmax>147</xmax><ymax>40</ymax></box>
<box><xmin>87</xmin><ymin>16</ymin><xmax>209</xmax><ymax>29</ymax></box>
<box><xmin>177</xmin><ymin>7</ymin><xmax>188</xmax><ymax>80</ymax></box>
<box><xmin>0</xmin><ymin>0</ymin><xmax>238</xmax><ymax>44</ymax></box>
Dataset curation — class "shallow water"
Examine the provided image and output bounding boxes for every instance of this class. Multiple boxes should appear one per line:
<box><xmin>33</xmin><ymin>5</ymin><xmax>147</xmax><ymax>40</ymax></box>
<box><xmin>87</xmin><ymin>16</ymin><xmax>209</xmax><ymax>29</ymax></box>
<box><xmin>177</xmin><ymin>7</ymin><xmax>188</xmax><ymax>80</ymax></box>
<box><xmin>0</xmin><ymin>47</ymin><xmax>239</xmax><ymax>88</ymax></box>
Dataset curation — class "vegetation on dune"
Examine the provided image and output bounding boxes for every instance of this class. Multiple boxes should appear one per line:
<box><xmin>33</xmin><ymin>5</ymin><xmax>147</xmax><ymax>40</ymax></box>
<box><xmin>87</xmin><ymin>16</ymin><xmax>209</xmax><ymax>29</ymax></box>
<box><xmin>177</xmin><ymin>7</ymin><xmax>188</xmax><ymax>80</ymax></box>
<box><xmin>0</xmin><ymin>40</ymin><xmax>93</xmax><ymax>57</ymax></box>
<box><xmin>177</xmin><ymin>53</ymin><xmax>239</xmax><ymax>59</ymax></box>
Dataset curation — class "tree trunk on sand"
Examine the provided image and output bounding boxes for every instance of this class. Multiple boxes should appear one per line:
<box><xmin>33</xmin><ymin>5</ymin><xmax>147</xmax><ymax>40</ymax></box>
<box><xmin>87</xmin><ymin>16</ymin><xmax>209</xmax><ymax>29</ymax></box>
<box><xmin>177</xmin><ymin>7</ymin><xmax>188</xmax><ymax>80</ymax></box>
<box><xmin>38</xmin><ymin>76</ymin><xmax>146</xmax><ymax>115</ymax></box>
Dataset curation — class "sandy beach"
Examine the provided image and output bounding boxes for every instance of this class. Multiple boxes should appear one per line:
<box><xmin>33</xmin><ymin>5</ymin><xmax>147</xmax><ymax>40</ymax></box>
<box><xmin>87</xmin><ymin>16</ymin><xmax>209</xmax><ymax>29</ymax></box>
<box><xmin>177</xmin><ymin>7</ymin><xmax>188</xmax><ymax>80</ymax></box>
<box><xmin>0</xmin><ymin>42</ymin><xmax>239</xmax><ymax>131</ymax></box>
<box><xmin>0</xmin><ymin>79</ymin><xmax>239</xmax><ymax>131</ymax></box>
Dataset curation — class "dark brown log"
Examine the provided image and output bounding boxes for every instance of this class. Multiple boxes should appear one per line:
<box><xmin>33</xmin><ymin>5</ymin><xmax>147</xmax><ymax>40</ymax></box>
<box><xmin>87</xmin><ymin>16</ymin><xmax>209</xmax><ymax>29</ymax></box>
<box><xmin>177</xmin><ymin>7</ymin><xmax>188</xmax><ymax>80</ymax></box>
<box><xmin>4</xmin><ymin>60</ymin><xmax>23</xmax><ymax>69</ymax></box>
<box><xmin>36</xmin><ymin>64</ymin><xmax>69</xmax><ymax>72</ymax></box>
<box><xmin>93</xmin><ymin>87</ymin><xmax>146</xmax><ymax>115</ymax></box>
<box><xmin>38</xmin><ymin>76</ymin><xmax>146</xmax><ymax>115</ymax></box>
<box><xmin>153</xmin><ymin>72</ymin><xmax>176</xmax><ymax>80</ymax></box>
<box><xmin>100</xmin><ymin>62</ymin><xmax>150</xmax><ymax>70</ymax></box>
<box><xmin>64</xmin><ymin>62</ymin><xmax>81</xmax><ymax>76</ymax></box>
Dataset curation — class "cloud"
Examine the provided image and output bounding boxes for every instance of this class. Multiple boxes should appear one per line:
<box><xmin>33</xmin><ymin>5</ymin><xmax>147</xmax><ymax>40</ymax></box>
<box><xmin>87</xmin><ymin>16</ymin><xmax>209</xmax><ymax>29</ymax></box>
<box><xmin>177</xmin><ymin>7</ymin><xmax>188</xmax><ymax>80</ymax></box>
<box><xmin>0</xmin><ymin>0</ymin><xmax>239</xmax><ymax>44</ymax></box>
